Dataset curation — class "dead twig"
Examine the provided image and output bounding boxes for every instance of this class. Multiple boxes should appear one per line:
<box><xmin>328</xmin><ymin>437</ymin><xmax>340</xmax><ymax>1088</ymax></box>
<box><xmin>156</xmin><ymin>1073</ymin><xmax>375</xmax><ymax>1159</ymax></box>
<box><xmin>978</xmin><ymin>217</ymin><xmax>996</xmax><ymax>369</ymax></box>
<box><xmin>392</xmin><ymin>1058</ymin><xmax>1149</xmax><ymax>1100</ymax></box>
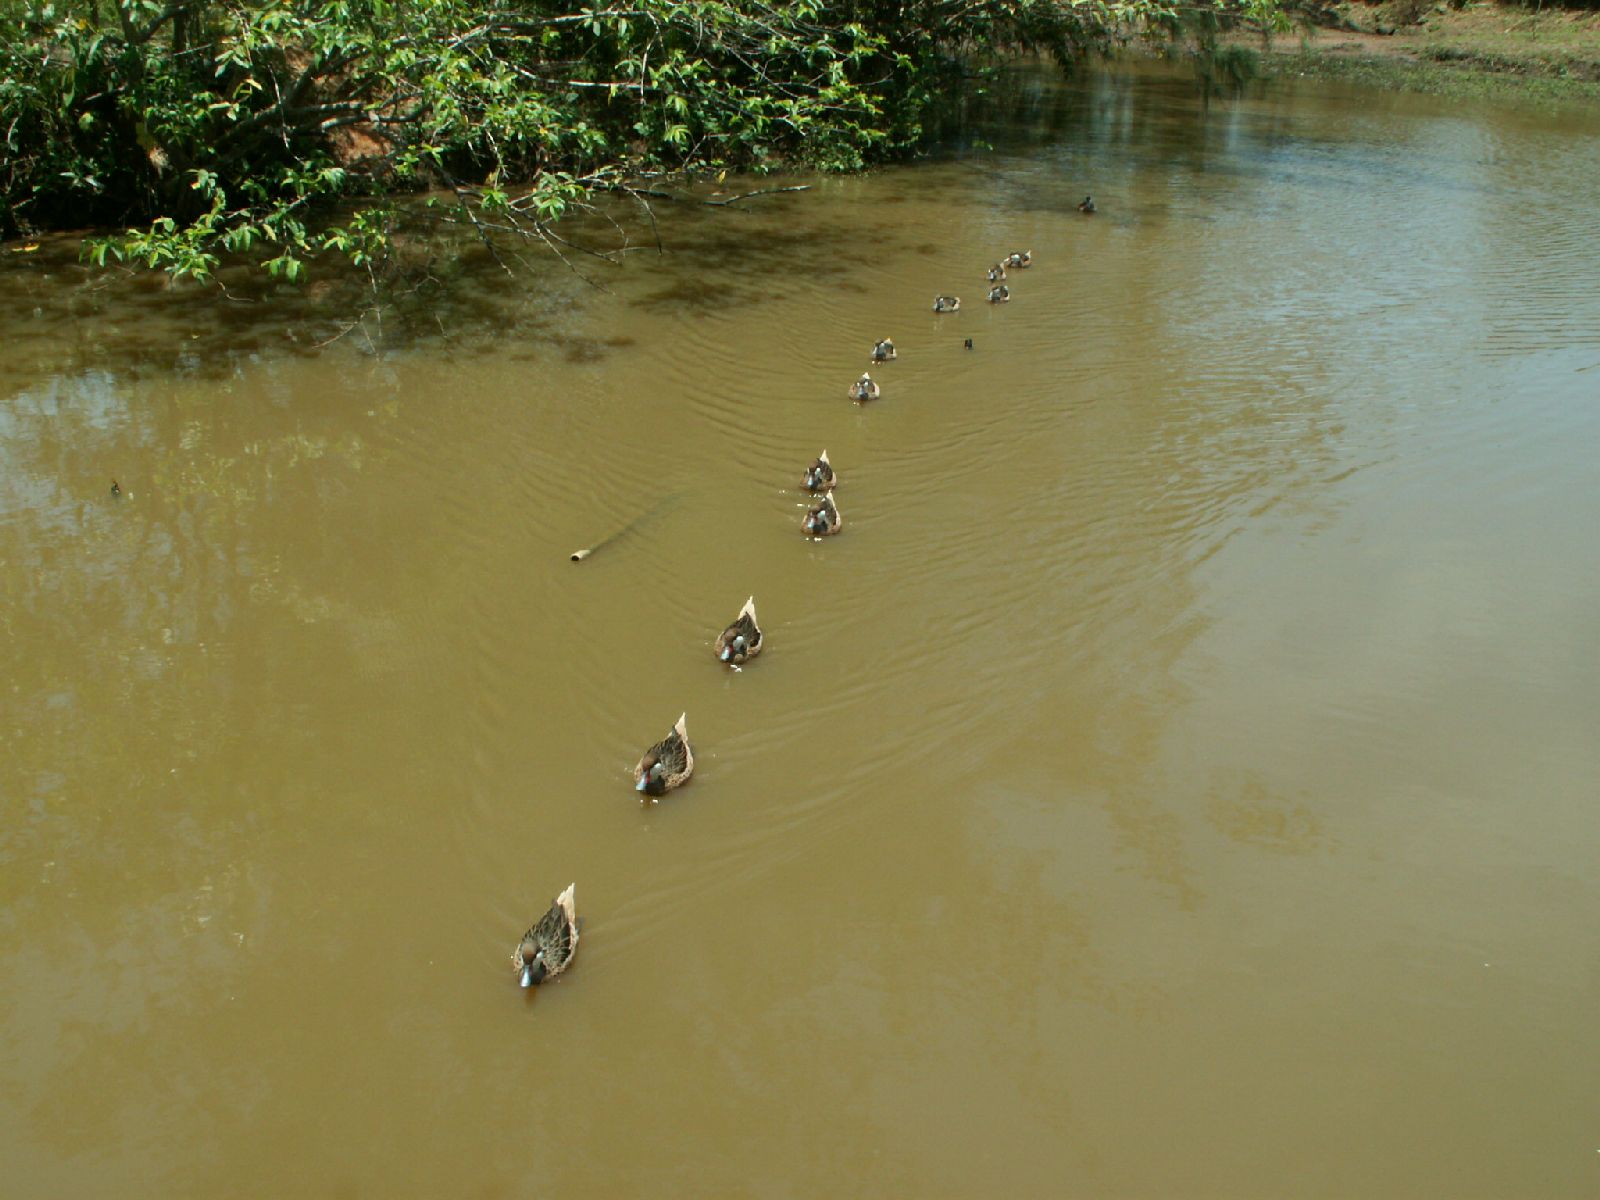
<box><xmin>621</xmin><ymin>185</ymin><xmax>665</xmax><ymax>255</ymax></box>
<box><xmin>702</xmin><ymin>185</ymin><xmax>811</xmax><ymax>207</ymax></box>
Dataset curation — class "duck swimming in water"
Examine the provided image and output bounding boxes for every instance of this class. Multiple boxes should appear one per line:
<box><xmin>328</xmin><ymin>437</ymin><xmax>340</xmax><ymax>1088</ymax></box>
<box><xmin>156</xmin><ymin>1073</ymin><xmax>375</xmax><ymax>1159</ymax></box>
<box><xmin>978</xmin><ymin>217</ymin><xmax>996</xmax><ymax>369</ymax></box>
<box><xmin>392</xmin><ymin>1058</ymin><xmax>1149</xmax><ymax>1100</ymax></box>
<box><xmin>802</xmin><ymin>493</ymin><xmax>842</xmax><ymax>537</ymax></box>
<box><xmin>512</xmin><ymin>883</ymin><xmax>579</xmax><ymax>987</ymax></box>
<box><xmin>987</xmin><ymin>284</ymin><xmax>1010</xmax><ymax>304</ymax></box>
<box><xmin>802</xmin><ymin>450</ymin><xmax>836</xmax><ymax>493</ymax></box>
<box><xmin>932</xmin><ymin>295</ymin><xmax>961</xmax><ymax>313</ymax></box>
<box><xmin>871</xmin><ymin>338</ymin><xmax>897</xmax><ymax>363</ymax></box>
<box><xmin>849</xmin><ymin>373</ymin><xmax>880</xmax><ymax>402</ymax></box>
<box><xmin>1077</xmin><ymin>195</ymin><xmax>1096</xmax><ymax>214</ymax></box>
<box><xmin>1003</xmin><ymin>250</ymin><xmax>1032</xmax><ymax>269</ymax></box>
<box><xmin>714</xmin><ymin>596</ymin><xmax>763</xmax><ymax>666</ymax></box>
<box><xmin>987</xmin><ymin>263</ymin><xmax>1007</xmax><ymax>282</ymax></box>
<box><xmin>633</xmin><ymin>713</ymin><xmax>694</xmax><ymax>799</ymax></box>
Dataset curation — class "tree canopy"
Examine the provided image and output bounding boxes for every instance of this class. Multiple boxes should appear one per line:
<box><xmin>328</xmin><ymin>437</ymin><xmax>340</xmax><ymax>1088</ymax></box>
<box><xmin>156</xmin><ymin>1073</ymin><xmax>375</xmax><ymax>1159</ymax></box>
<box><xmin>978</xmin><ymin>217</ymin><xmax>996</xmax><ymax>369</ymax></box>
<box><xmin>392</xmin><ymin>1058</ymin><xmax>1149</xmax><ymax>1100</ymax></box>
<box><xmin>1</xmin><ymin>0</ymin><xmax>1285</xmax><ymax>280</ymax></box>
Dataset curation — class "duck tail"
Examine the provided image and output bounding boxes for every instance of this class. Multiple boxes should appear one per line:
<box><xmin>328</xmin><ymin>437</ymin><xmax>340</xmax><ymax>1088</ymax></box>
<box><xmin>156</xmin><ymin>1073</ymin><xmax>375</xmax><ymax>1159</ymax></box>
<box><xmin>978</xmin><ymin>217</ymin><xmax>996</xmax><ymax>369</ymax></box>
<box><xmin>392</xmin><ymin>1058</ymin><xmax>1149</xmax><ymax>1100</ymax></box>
<box><xmin>556</xmin><ymin>883</ymin><xmax>578</xmax><ymax>953</ymax></box>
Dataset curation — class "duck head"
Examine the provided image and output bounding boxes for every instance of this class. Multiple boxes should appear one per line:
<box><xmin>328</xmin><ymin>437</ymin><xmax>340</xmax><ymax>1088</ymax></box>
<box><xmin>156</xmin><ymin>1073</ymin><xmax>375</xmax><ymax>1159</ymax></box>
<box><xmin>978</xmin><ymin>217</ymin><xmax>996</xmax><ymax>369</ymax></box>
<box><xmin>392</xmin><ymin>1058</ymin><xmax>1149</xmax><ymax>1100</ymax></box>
<box><xmin>518</xmin><ymin>945</ymin><xmax>547</xmax><ymax>988</ymax></box>
<box><xmin>636</xmin><ymin>759</ymin><xmax>666</xmax><ymax>794</ymax></box>
<box><xmin>804</xmin><ymin>496</ymin><xmax>838</xmax><ymax>534</ymax></box>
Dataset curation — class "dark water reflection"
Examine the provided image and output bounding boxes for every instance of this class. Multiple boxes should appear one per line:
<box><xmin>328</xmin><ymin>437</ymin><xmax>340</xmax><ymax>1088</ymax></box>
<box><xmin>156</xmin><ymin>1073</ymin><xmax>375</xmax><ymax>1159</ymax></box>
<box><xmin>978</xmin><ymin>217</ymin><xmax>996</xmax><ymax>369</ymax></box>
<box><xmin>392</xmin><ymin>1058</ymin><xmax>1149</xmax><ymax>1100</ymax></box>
<box><xmin>3</xmin><ymin>61</ymin><xmax>1599</xmax><ymax>1197</ymax></box>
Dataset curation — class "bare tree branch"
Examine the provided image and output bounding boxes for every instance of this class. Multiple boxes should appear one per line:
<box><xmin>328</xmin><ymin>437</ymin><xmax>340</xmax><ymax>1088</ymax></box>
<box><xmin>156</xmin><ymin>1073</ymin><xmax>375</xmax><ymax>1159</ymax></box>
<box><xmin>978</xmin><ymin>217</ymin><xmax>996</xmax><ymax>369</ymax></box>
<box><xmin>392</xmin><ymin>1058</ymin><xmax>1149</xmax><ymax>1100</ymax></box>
<box><xmin>702</xmin><ymin>184</ymin><xmax>811</xmax><ymax>206</ymax></box>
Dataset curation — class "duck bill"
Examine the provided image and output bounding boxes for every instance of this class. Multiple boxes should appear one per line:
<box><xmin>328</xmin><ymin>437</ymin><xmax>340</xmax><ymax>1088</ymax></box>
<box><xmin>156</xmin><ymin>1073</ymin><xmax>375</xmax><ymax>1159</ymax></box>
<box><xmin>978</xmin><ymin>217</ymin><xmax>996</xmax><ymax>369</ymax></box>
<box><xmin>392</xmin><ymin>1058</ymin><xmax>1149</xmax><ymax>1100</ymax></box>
<box><xmin>719</xmin><ymin>646</ymin><xmax>732</xmax><ymax>662</ymax></box>
<box><xmin>635</xmin><ymin>774</ymin><xmax>650</xmax><ymax>793</ymax></box>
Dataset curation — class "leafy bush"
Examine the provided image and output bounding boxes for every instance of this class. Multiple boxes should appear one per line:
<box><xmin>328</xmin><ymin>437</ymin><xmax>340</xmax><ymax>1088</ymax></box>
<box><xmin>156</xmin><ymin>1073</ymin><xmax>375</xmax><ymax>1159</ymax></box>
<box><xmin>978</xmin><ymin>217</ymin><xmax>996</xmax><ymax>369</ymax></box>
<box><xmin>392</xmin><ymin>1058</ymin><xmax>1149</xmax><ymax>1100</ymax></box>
<box><xmin>1</xmin><ymin>0</ymin><xmax>1285</xmax><ymax>279</ymax></box>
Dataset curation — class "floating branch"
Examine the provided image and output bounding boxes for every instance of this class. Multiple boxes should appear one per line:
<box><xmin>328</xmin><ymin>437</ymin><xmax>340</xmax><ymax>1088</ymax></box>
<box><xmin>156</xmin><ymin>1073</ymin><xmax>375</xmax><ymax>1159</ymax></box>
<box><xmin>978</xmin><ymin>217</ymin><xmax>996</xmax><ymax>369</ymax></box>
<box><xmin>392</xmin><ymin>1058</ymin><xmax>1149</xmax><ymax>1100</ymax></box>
<box><xmin>702</xmin><ymin>186</ymin><xmax>812</xmax><ymax>207</ymax></box>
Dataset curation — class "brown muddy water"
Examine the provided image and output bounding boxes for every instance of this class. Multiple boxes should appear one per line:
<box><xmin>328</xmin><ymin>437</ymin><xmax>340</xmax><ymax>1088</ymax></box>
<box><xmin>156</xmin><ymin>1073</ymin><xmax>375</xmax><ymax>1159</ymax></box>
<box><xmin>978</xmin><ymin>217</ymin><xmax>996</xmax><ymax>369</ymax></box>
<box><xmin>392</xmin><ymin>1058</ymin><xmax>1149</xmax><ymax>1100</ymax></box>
<box><xmin>3</xmin><ymin>63</ymin><xmax>1599</xmax><ymax>1198</ymax></box>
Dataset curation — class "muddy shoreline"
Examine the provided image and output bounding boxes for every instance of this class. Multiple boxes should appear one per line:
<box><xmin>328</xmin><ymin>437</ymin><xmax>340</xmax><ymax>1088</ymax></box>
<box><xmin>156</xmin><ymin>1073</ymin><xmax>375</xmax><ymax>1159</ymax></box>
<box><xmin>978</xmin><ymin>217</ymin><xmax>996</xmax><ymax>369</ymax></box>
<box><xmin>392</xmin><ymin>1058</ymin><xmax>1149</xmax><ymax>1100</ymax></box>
<box><xmin>1241</xmin><ymin>1</ymin><xmax>1600</xmax><ymax>102</ymax></box>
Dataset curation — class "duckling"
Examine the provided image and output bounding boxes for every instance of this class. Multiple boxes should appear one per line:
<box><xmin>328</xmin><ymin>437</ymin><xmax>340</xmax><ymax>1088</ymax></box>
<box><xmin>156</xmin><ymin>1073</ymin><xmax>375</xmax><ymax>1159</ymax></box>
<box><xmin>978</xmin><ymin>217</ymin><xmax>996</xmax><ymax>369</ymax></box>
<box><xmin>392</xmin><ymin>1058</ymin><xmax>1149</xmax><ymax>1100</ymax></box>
<box><xmin>714</xmin><ymin>596</ymin><xmax>763</xmax><ymax>666</ymax></box>
<box><xmin>110</xmin><ymin>480</ymin><xmax>122</xmax><ymax>498</ymax></box>
<box><xmin>802</xmin><ymin>493</ymin><xmax>842</xmax><ymax>537</ymax></box>
<box><xmin>1077</xmin><ymin>195</ymin><xmax>1096</xmax><ymax>214</ymax></box>
<box><xmin>802</xmin><ymin>450</ymin><xmax>836</xmax><ymax>493</ymax></box>
<box><xmin>633</xmin><ymin>713</ymin><xmax>694</xmax><ymax>799</ymax></box>
<box><xmin>932</xmin><ymin>295</ymin><xmax>961</xmax><ymax>313</ymax></box>
<box><xmin>849</xmin><ymin>372</ymin><xmax>880</xmax><ymax>402</ymax></box>
<box><xmin>1003</xmin><ymin>250</ymin><xmax>1032</xmax><ymax>269</ymax></box>
<box><xmin>987</xmin><ymin>284</ymin><xmax>1010</xmax><ymax>304</ymax></box>
<box><xmin>987</xmin><ymin>263</ymin><xmax>1007</xmax><ymax>282</ymax></box>
<box><xmin>512</xmin><ymin>883</ymin><xmax>579</xmax><ymax>987</ymax></box>
<box><xmin>871</xmin><ymin>338</ymin><xmax>897</xmax><ymax>363</ymax></box>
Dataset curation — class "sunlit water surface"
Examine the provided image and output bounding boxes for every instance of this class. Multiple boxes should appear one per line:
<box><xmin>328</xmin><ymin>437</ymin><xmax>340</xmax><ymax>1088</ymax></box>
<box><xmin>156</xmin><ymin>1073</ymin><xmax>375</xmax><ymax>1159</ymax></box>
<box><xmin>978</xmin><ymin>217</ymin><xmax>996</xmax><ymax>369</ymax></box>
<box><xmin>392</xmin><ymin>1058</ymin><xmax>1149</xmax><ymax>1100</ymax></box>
<box><xmin>3</xmin><ymin>63</ymin><xmax>1599</xmax><ymax>1198</ymax></box>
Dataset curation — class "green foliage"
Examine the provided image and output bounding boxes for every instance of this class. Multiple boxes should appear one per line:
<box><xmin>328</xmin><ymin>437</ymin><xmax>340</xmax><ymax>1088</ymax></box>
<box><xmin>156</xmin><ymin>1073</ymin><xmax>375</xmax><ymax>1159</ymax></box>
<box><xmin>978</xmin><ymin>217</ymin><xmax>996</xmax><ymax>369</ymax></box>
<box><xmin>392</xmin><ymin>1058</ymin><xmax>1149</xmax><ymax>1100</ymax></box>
<box><xmin>1</xmin><ymin>0</ymin><xmax>1283</xmax><ymax>276</ymax></box>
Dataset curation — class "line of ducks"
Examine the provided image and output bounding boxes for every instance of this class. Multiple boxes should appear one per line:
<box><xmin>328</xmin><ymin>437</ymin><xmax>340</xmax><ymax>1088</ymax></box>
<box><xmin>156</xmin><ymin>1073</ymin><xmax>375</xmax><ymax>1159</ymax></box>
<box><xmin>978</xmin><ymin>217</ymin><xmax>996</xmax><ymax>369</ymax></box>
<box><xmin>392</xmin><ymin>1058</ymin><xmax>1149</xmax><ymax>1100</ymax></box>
<box><xmin>513</xmin><ymin>207</ymin><xmax>1094</xmax><ymax>988</ymax></box>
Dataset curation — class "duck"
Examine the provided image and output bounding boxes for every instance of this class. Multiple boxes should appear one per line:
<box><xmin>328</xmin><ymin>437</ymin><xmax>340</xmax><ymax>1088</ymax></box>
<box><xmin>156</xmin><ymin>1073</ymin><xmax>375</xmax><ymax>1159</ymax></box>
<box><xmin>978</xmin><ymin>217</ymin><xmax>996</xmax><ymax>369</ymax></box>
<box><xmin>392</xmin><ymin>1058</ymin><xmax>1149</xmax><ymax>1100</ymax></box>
<box><xmin>512</xmin><ymin>883</ymin><xmax>579</xmax><ymax>987</ymax></box>
<box><xmin>987</xmin><ymin>263</ymin><xmax>1007</xmax><ymax>282</ymax></box>
<box><xmin>1077</xmin><ymin>195</ymin><xmax>1096</xmax><ymax>214</ymax></box>
<box><xmin>987</xmin><ymin>284</ymin><xmax>1010</xmax><ymax>304</ymax></box>
<box><xmin>802</xmin><ymin>493</ymin><xmax>842</xmax><ymax>537</ymax></box>
<box><xmin>871</xmin><ymin>338</ymin><xmax>897</xmax><ymax>363</ymax></box>
<box><xmin>715</xmin><ymin>596</ymin><xmax>763</xmax><ymax>665</ymax></box>
<box><xmin>633</xmin><ymin>712</ymin><xmax>694</xmax><ymax>799</ymax></box>
<box><xmin>932</xmin><ymin>295</ymin><xmax>961</xmax><ymax>313</ymax></box>
<box><xmin>1003</xmin><ymin>250</ymin><xmax>1032</xmax><ymax>269</ymax></box>
<box><xmin>802</xmin><ymin>450</ymin><xmax>836</xmax><ymax>493</ymax></box>
<box><xmin>849</xmin><ymin>372</ymin><xmax>880</xmax><ymax>402</ymax></box>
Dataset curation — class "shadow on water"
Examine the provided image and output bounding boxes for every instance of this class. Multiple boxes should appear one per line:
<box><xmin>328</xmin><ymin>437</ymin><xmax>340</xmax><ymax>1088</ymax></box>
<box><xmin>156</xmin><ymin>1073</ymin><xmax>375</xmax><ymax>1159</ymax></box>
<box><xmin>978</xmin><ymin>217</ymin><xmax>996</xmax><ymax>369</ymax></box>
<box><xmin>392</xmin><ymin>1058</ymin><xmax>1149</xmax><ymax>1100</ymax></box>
<box><xmin>1</xmin><ymin>164</ymin><xmax>886</xmax><ymax>392</ymax></box>
<box><xmin>0</xmin><ymin>228</ymin><xmax>635</xmax><ymax>391</ymax></box>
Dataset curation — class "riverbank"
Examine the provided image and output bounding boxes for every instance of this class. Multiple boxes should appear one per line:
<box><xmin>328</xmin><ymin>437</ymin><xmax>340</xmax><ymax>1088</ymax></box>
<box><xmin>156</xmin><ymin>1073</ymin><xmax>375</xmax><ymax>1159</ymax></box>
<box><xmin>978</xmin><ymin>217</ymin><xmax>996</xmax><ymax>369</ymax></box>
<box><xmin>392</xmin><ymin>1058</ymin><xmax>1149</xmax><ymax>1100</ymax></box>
<box><xmin>1253</xmin><ymin>1</ymin><xmax>1600</xmax><ymax>102</ymax></box>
